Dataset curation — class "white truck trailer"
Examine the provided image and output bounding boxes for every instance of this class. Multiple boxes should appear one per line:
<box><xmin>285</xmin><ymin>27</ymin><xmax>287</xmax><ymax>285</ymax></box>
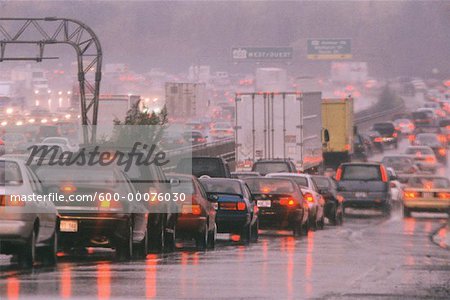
<box><xmin>235</xmin><ymin>91</ymin><xmax>323</xmax><ymax>172</ymax></box>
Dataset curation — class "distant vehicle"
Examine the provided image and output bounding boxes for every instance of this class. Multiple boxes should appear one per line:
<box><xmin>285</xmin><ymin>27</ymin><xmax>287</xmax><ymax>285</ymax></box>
<box><xmin>438</xmin><ymin>119</ymin><xmax>450</xmax><ymax>144</ymax></box>
<box><xmin>413</xmin><ymin>133</ymin><xmax>447</xmax><ymax>165</ymax></box>
<box><xmin>251</xmin><ymin>159</ymin><xmax>297</xmax><ymax>176</ymax></box>
<box><xmin>33</xmin><ymin>164</ymin><xmax>149</xmax><ymax>260</ymax></box>
<box><xmin>176</xmin><ymin>157</ymin><xmax>231</xmax><ymax>178</ymax></box>
<box><xmin>335</xmin><ymin>162</ymin><xmax>392</xmax><ymax>216</ymax></box>
<box><xmin>411</xmin><ymin>110</ymin><xmax>434</xmax><ymax>128</ymax></box>
<box><xmin>199</xmin><ymin>178</ymin><xmax>259</xmax><ymax>243</ymax></box>
<box><xmin>393</xmin><ymin>118</ymin><xmax>415</xmax><ymax>135</ymax></box>
<box><xmin>266</xmin><ymin>173</ymin><xmax>325</xmax><ymax>230</ymax></box>
<box><xmin>209</xmin><ymin>121</ymin><xmax>234</xmax><ymax>141</ymax></box>
<box><xmin>404</xmin><ymin>146</ymin><xmax>438</xmax><ymax>173</ymax></box>
<box><xmin>182</xmin><ymin>130</ymin><xmax>207</xmax><ymax>145</ymax></box>
<box><xmin>235</xmin><ymin>92</ymin><xmax>323</xmax><ymax>173</ymax></box>
<box><xmin>230</xmin><ymin>171</ymin><xmax>261</xmax><ymax>179</ymax></box>
<box><xmin>311</xmin><ymin>175</ymin><xmax>344</xmax><ymax>226</ymax></box>
<box><xmin>166</xmin><ymin>174</ymin><xmax>217</xmax><ymax>250</ymax></box>
<box><xmin>353</xmin><ymin>134</ymin><xmax>370</xmax><ymax>161</ymax></box>
<box><xmin>321</xmin><ymin>97</ymin><xmax>354</xmax><ymax>169</ymax></box>
<box><xmin>244</xmin><ymin>177</ymin><xmax>309</xmax><ymax>236</ymax></box>
<box><xmin>371</xmin><ymin>122</ymin><xmax>399</xmax><ymax>149</ymax></box>
<box><xmin>381</xmin><ymin>155</ymin><xmax>419</xmax><ymax>174</ymax></box>
<box><xmin>42</xmin><ymin>137</ymin><xmax>79</xmax><ymax>152</ymax></box>
<box><xmin>402</xmin><ymin>176</ymin><xmax>450</xmax><ymax>217</ymax></box>
<box><xmin>160</xmin><ymin>129</ymin><xmax>187</xmax><ymax>150</ymax></box>
<box><xmin>0</xmin><ymin>158</ymin><xmax>58</xmax><ymax>268</ymax></box>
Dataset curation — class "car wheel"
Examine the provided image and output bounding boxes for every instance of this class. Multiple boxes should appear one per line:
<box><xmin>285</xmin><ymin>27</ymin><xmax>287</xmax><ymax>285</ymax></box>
<box><xmin>148</xmin><ymin>220</ymin><xmax>165</xmax><ymax>253</ymax></box>
<box><xmin>403</xmin><ymin>206</ymin><xmax>412</xmax><ymax>218</ymax></box>
<box><xmin>318</xmin><ymin>215</ymin><xmax>325</xmax><ymax>230</ymax></box>
<box><xmin>164</xmin><ymin>224</ymin><xmax>176</xmax><ymax>252</ymax></box>
<box><xmin>337</xmin><ymin>207</ymin><xmax>344</xmax><ymax>226</ymax></box>
<box><xmin>250</xmin><ymin>219</ymin><xmax>259</xmax><ymax>243</ymax></box>
<box><xmin>195</xmin><ymin>223</ymin><xmax>208</xmax><ymax>251</ymax></box>
<box><xmin>19</xmin><ymin>229</ymin><xmax>36</xmax><ymax>268</ymax></box>
<box><xmin>207</xmin><ymin>223</ymin><xmax>217</xmax><ymax>249</ymax></box>
<box><xmin>308</xmin><ymin>215</ymin><xmax>317</xmax><ymax>231</ymax></box>
<box><xmin>134</xmin><ymin>229</ymin><xmax>148</xmax><ymax>260</ymax></box>
<box><xmin>117</xmin><ymin>224</ymin><xmax>133</xmax><ymax>261</ymax></box>
<box><xmin>240</xmin><ymin>224</ymin><xmax>251</xmax><ymax>245</ymax></box>
<box><xmin>42</xmin><ymin>229</ymin><xmax>58</xmax><ymax>266</ymax></box>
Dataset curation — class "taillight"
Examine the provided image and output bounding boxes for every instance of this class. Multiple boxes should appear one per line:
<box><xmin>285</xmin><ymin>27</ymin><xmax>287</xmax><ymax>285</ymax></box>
<box><xmin>219</xmin><ymin>202</ymin><xmax>246</xmax><ymax>211</ymax></box>
<box><xmin>279</xmin><ymin>197</ymin><xmax>296</xmax><ymax>206</ymax></box>
<box><xmin>0</xmin><ymin>195</ymin><xmax>25</xmax><ymax>207</ymax></box>
<box><xmin>336</xmin><ymin>195</ymin><xmax>345</xmax><ymax>203</ymax></box>
<box><xmin>380</xmin><ymin>165</ymin><xmax>388</xmax><ymax>182</ymax></box>
<box><xmin>374</xmin><ymin>137</ymin><xmax>383</xmax><ymax>142</ymax></box>
<box><xmin>237</xmin><ymin>202</ymin><xmax>246</xmax><ymax>211</ymax></box>
<box><xmin>425</xmin><ymin>156</ymin><xmax>436</xmax><ymax>163</ymax></box>
<box><xmin>98</xmin><ymin>199</ymin><xmax>122</xmax><ymax>210</ymax></box>
<box><xmin>303</xmin><ymin>193</ymin><xmax>314</xmax><ymax>203</ymax></box>
<box><xmin>404</xmin><ymin>191</ymin><xmax>419</xmax><ymax>200</ymax></box>
<box><xmin>438</xmin><ymin>148</ymin><xmax>446</xmax><ymax>157</ymax></box>
<box><xmin>409</xmin><ymin>135</ymin><xmax>415</xmax><ymax>143</ymax></box>
<box><xmin>182</xmin><ymin>204</ymin><xmax>202</xmax><ymax>215</ymax></box>
<box><xmin>437</xmin><ymin>192</ymin><xmax>450</xmax><ymax>199</ymax></box>
<box><xmin>60</xmin><ymin>183</ymin><xmax>77</xmax><ymax>193</ymax></box>
<box><xmin>335</xmin><ymin>167</ymin><xmax>343</xmax><ymax>181</ymax></box>
<box><xmin>393</xmin><ymin>132</ymin><xmax>398</xmax><ymax>138</ymax></box>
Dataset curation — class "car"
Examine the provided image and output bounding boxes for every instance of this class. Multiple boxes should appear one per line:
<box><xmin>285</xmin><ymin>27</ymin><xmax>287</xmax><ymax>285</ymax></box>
<box><xmin>230</xmin><ymin>171</ymin><xmax>261</xmax><ymax>179</ymax></box>
<box><xmin>0</xmin><ymin>158</ymin><xmax>59</xmax><ymax>268</ymax></box>
<box><xmin>438</xmin><ymin>119</ymin><xmax>450</xmax><ymax>145</ymax></box>
<box><xmin>251</xmin><ymin>159</ymin><xmax>298</xmax><ymax>176</ymax></box>
<box><xmin>335</xmin><ymin>162</ymin><xmax>392</xmax><ymax>216</ymax></box>
<box><xmin>311</xmin><ymin>175</ymin><xmax>344</xmax><ymax>226</ymax></box>
<box><xmin>33</xmin><ymin>164</ymin><xmax>149</xmax><ymax>260</ymax></box>
<box><xmin>402</xmin><ymin>175</ymin><xmax>450</xmax><ymax>217</ymax></box>
<box><xmin>353</xmin><ymin>134</ymin><xmax>371</xmax><ymax>161</ymax></box>
<box><xmin>412</xmin><ymin>133</ymin><xmax>447</xmax><ymax>165</ymax></box>
<box><xmin>209</xmin><ymin>121</ymin><xmax>234</xmax><ymax>141</ymax></box>
<box><xmin>411</xmin><ymin>110</ymin><xmax>435</xmax><ymax>128</ymax></box>
<box><xmin>175</xmin><ymin>156</ymin><xmax>231</xmax><ymax>178</ymax></box>
<box><xmin>359</xmin><ymin>134</ymin><xmax>375</xmax><ymax>156</ymax></box>
<box><xmin>166</xmin><ymin>174</ymin><xmax>217</xmax><ymax>250</ymax></box>
<box><xmin>266</xmin><ymin>173</ymin><xmax>325</xmax><ymax>230</ymax></box>
<box><xmin>381</xmin><ymin>155</ymin><xmax>419</xmax><ymax>174</ymax></box>
<box><xmin>244</xmin><ymin>177</ymin><xmax>309</xmax><ymax>236</ymax></box>
<box><xmin>199</xmin><ymin>178</ymin><xmax>259</xmax><ymax>243</ymax></box>
<box><xmin>42</xmin><ymin>136</ymin><xmax>79</xmax><ymax>152</ymax></box>
<box><xmin>393</xmin><ymin>118</ymin><xmax>415</xmax><ymax>135</ymax></box>
<box><xmin>405</xmin><ymin>146</ymin><xmax>438</xmax><ymax>172</ymax></box>
<box><xmin>182</xmin><ymin>130</ymin><xmax>207</xmax><ymax>146</ymax></box>
<box><xmin>364</xmin><ymin>130</ymin><xmax>384</xmax><ymax>153</ymax></box>
<box><xmin>371</xmin><ymin>122</ymin><xmax>399</xmax><ymax>148</ymax></box>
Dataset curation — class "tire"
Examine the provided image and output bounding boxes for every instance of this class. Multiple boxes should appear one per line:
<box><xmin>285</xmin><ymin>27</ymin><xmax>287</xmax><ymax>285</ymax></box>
<box><xmin>240</xmin><ymin>224</ymin><xmax>251</xmax><ymax>245</ymax></box>
<box><xmin>403</xmin><ymin>206</ymin><xmax>411</xmax><ymax>218</ymax></box>
<box><xmin>133</xmin><ymin>229</ymin><xmax>148</xmax><ymax>260</ymax></box>
<box><xmin>207</xmin><ymin>223</ymin><xmax>217</xmax><ymax>249</ymax></box>
<box><xmin>164</xmin><ymin>224</ymin><xmax>176</xmax><ymax>252</ymax></box>
<box><xmin>318</xmin><ymin>215</ymin><xmax>325</xmax><ymax>230</ymax></box>
<box><xmin>148</xmin><ymin>221</ymin><xmax>165</xmax><ymax>253</ymax></box>
<box><xmin>250</xmin><ymin>220</ymin><xmax>259</xmax><ymax>243</ymax></box>
<box><xmin>117</xmin><ymin>224</ymin><xmax>133</xmax><ymax>261</ymax></box>
<box><xmin>42</xmin><ymin>229</ymin><xmax>58</xmax><ymax>266</ymax></box>
<box><xmin>308</xmin><ymin>215</ymin><xmax>317</xmax><ymax>231</ymax></box>
<box><xmin>18</xmin><ymin>229</ymin><xmax>36</xmax><ymax>268</ymax></box>
<box><xmin>337</xmin><ymin>207</ymin><xmax>344</xmax><ymax>226</ymax></box>
<box><xmin>195</xmin><ymin>223</ymin><xmax>208</xmax><ymax>251</ymax></box>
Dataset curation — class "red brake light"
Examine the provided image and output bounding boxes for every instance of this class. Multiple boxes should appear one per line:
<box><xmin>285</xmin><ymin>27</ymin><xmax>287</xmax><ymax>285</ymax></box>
<box><xmin>374</xmin><ymin>137</ymin><xmax>383</xmax><ymax>142</ymax></box>
<box><xmin>380</xmin><ymin>165</ymin><xmax>388</xmax><ymax>182</ymax></box>
<box><xmin>60</xmin><ymin>184</ymin><xmax>76</xmax><ymax>193</ymax></box>
<box><xmin>404</xmin><ymin>191</ymin><xmax>419</xmax><ymax>200</ymax></box>
<box><xmin>425</xmin><ymin>156</ymin><xmax>436</xmax><ymax>163</ymax></box>
<box><xmin>279</xmin><ymin>197</ymin><xmax>296</xmax><ymax>206</ymax></box>
<box><xmin>0</xmin><ymin>195</ymin><xmax>25</xmax><ymax>207</ymax></box>
<box><xmin>393</xmin><ymin>132</ymin><xmax>398</xmax><ymax>137</ymax></box>
<box><xmin>182</xmin><ymin>204</ymin><xmax>202</xmax><ymax>215</ymax></box>
<box><xmin>303</xmin><ymin>193</ymin><xmax>314</xmax><ymax>203</ymax></box>
<box><xmin>237</xmin><ymin>202</ymin><xmax>246</xmax><ymax>211</ymax></box>
<box><xmin>98</xmin><ymin>199</ymin><xmax>122</xmax><ymax>210</ymax></box>
<box><xmin>438</xmin><ymin>148</ymin><xmax>446</xmax><ymax>156</ymax></box>
<box><xmin>437</xmin><ymin>192</ymin><xmax>450</xmax><ymax>199</ymax></box>
<box><xmin>335</xmin><ymin>167</ymin><xmax>342</xmax><ymax>181</ymax></box>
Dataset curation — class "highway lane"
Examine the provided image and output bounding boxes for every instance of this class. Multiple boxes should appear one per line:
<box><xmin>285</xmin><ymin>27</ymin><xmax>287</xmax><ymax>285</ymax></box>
<box><xmin>0</xmin><ymin>138</ymin><xmax>449</xmax><ymax>299</ymax></box>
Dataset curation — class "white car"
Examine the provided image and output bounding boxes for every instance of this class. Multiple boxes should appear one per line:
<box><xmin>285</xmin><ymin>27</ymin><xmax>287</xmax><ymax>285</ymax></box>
<box><xmin>266</xmin><ymin>173</ymin><xmax>325</xmax><ymax>230</ymax></box>
<box><xmin>0</xmin><ymin>157</ymin><xmax>58</xmax><ymax>268</ymax></box>
<box><xmin>405</xmin><ymin>146</ymin><xmax>438</xmax><ymax>173</ymax></box>
<box><xmin>42</xmin><ymin>137</ymin><xmax>79</xmax><ymax>152</ymax></box>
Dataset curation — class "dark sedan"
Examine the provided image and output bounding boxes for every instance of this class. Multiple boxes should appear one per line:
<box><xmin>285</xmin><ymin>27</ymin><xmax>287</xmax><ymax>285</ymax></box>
<box><xmin>311</xmin><ymin>175</ymin><xmax>344</xmax><ymax>226</ymax></box>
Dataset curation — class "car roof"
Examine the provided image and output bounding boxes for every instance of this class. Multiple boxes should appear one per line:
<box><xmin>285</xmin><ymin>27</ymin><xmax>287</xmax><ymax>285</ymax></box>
<box><xmin>266</xmin><ymin>172</ymin><xmax>309</xmax><ymax>178</ymax></box>
<box><xmin>340</xmin><ymin>162</ymin><xmax>381</xmax><ymax>167</ymax></box>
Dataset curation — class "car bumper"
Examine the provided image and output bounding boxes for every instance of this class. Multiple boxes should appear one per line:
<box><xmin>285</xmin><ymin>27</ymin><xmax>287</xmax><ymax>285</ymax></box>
<box><xmin>176</xmin><ymin>215</ymin><xmax>208</xmax><ymax>235</ymax></box>
<box><xmin>216</xmin><ymin>211</ymin><xmax>250</xmax><ymax>233</ymax></box>
<box><xmin>403</xmin><ymin>200</ymin><xmax>450</xmax><ymax>211</ymax></box>
<box><xmin>343</xmin><ymin>199</ymin><xmax>388</xmax><ymax>210</ymax></box>
<box><xmin>0</xmin><ymin>220</ymin><xmax>34</xmax><ymax>242</ymax></box>
<box><xmin>258</xmin><ymin>208</ymin><xmax>304</xmax><ymax>229</ymax></box>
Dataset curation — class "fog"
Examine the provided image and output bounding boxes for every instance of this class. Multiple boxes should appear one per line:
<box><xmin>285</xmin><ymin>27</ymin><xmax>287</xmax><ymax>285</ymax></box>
<box><xmin>1</xmin><ymin>1</ymin><xmax>449</xmax><ymax>78</ymax></box>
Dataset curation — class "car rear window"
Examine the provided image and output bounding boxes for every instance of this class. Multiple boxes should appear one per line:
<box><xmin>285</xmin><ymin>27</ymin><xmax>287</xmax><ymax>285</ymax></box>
<box><xmin>412</xmin><ymin>112</ymin><xmax>427</xmax><ymax>119</ymax></box>
<box><xmin>373</xmin><ymin>123</ymin><xmax>394</xmax><ymax>130</ymax></box>
<box><xmin>312</xmin><ymin>177</ymin><xmax>331</xmax><ymax>189</ymax></box>
<box><xmin>269</xmin><ymin>175</ymin><xmax>308</xmax><ymax>188</ymax></box>
<box><xmin>405</xmin><ymin>147</ymin><xmax>433</xmax><ymax>155</ymax></box>
<box><xmin>177</xmin><ymin>158</ymin><xmax>224</xmax><ymax>178</ymax></box>
<box><xmin>0</xmin><ymin>161</ymin><xmax>23</xmax><ymax>186</ymax></box>
<box><xmin>407</xmin><ymin>177</ymin><xmax>450</xmax><ymax>189</ymax></box>
<box><xmin>245</xmin><ymin>178</ymin><xmax>295</xmax><ymax>194</ymax></box>
<box><xmin>252</xmin><ymin>162</ymin><xmax>290</xmax><ymax>174</ymax></box>
<box><xmin>341</xmin><ymin>165</ymin><xmax>382</xmax><ymax>181</ymax></box>
<box><xmin>199</xmin><ymin>179</ymin><xmax>242</xmax><ymax>194</ymax></box>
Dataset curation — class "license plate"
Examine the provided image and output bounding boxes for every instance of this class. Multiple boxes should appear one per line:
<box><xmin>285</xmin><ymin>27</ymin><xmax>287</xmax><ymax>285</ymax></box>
<box><xmin>257</xmin><ymin>200</ymin><xmax>271</xmax><ymax>207</ymax></box>
<box><xmin>422</xmin><ymin>192</ymin><xmax>433</xmax><ymax>198</ymax></box>
<box><xmin>60</xmin><ymin>220</ymin><xmax>78</xmax><ymax>232</ymax></box>
<box><xmin>355</xmin><ymin>192</ymin><xmax>367</xmax><ymax>198</ymax></box>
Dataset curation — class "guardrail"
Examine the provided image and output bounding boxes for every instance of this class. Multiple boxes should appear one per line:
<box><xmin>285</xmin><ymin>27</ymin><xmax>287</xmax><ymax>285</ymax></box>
<box><xmin>163</xmin><ymin>100</ymin><xmax>406</xmax><ymax>171</ymax></box>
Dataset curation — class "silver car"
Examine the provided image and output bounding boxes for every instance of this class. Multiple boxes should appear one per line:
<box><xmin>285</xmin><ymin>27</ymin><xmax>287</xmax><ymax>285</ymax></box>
<box><xmin>0</xmin><ymin>158</ymin><xmax>58</xmax><ymax>268</ymax></box>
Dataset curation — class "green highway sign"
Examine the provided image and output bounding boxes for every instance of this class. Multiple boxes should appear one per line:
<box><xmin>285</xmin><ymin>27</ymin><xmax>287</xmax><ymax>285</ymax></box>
<box><xmin>307</xmin><ymin>39</ymin><xmax>352</xmax><ymax>60</ymax></box>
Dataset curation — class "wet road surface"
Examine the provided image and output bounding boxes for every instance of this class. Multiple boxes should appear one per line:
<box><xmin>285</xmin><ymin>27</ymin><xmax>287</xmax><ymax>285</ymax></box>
<box><xmin>1</xmin><ymin>140</ymin><xmax>449</xmax><ymax>299</ymax></box>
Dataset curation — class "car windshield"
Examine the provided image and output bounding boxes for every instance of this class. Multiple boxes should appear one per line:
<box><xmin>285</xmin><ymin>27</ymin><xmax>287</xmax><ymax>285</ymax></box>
<box><xmin>199</xmin><ymin>179</ymin><xmax>241</xmax><ymax>194</ymax></box>
<box><xmin>245</xmin><ymin>178</ymin><xmax>295</xmax><ymax>194</ymax></box>
<box><xmin>405</xmin><ymin>147</ymin><xmax>433</xmax><ymax>155</ymax></box>
<box><xmin>253</xmin><ymin>162</ymin><xmax>290</xmax><ymax>174</ymax></box>
<box><xmin>407</xmin><ymin>177</ymin><xmax>450</xmax><ymax>189</ymax></box>
<box><xmin>341</xmin><ymin>165</ymin><xmax>381</xmax><ymax>181</ymax></box>
<box><xmin>0</xmin><ymin>161</ymin><xmax>23</xmax><ymax>185</ymax></box>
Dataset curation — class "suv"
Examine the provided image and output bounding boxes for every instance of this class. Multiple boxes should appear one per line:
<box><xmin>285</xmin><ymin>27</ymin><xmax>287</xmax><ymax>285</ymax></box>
<box><xmin>251</xmin><ymin>159</ymin><xmax>297</xmax><ymax>176</ymax></box>
<box><xmin>371</xmin><ymin>122</ymin><xmax>399</xmax><ymax>148</ymax></box>
<box><xmin>335</xmin><ymin>162</ymin><xmax>392</xmax><ymax>215</ymax></box>
<box><xmin>175</xmin><ymin>157</ymin><xmax>231</xmax><ymax>178</ymax></box>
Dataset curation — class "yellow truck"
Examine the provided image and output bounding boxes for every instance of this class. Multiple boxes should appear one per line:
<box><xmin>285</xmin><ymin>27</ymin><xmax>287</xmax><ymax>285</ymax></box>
<box><xmin>321</xmin><ymin>97</ymin><xmax>354</xmax><ymax>169</ymax></box>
